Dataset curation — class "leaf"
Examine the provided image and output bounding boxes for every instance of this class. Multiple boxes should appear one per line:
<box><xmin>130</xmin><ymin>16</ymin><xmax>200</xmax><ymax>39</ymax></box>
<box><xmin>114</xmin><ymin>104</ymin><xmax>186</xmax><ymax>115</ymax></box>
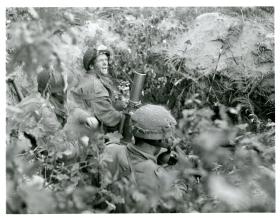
<box><xmin>256</xmin><ymin>166</ymin><xmax>275</xmax><ymax>199</ymax></box>
<box><xmin>132</xmin><ymin>191</ymin><xmax>146</xmax><ymax>203</ymax></box>
<box><xmin>27</xmin><ymin>8</ymin><xmax>39</xmax><ymax>19</ymax></box>
<box><xmin>56</xmin><ymin>174</ymin><xmax>69</xmax><ymax>181</ymax></box>
<box><xmin>71</xmin><ymin>163</ymin><xmax>80</xmax><ymax>172</ymax></box>
<box><xmin>105</xmin><ymin>131</ymin><xmax>122</xmax><ymax>144</ymax></box>
<box><xmin>8</xmin><ymin>38</ymin><xmax>54</xmax><ymax>77</ymax></box>
<box><xmin>6</xmin><ymin>105</ymin><xmax>23</xmax><ymax>116</ymax></box>
<box><xmin>208</xmin><ymin>174</ymin><xmax>251</xmax><ymax>211</ymax></box>
<box><xmin>105</xmin><ymin>200</ymin><xmax>116</xmax><ymax>212</ymax></box>
<box><xmin>236</xmin><ymin>123</ymin><xmax>248</xmax><ymax>130</ymax></box>
<box><xmin>16</xmin><ymin>133</ymin><xmax>32</xmax><ymax>152</ymax></box>
<box><xmin>193</xmin><ymin>128</ymin><xmax>229</xmax><ymax>152</ymax></box>
<box><xmin>25</xmin><ymin>175</ymin><xmax>45</xmax><ymax>188</ymax></box>
<box><xmin>19</xmin><ymin>185</ymin><xmax>56</xmax><ymax>213</ymax></box>
<box><xmin>22</xmin><ymin>161</ymin><xmax>41</xmax><ymax>177</ymax></box>
<box><xmin>63</xmin><ymin>12</ymin><xmax>75</xmax><ymax>23</ymax></box>
<box><xmin>6</xmin><ymin>178</ymin><xmax>25</xmax><ymax>214</ymax></box>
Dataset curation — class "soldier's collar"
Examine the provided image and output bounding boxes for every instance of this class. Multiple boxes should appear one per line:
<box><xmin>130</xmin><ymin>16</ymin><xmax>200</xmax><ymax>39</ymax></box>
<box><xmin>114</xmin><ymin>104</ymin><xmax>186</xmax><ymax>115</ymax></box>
<box><xmin>127</xmin><ymin>143</ymin><xmax>157</xmax><ymax>163</ymax></box>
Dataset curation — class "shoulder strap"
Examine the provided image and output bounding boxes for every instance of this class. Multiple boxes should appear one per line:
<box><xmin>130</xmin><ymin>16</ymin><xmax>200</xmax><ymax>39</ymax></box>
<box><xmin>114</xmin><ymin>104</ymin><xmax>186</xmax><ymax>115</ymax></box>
<box><xmin>125</xmin><ymin>147</ymin><xmax>137</xmax><ymax>185</ymax></box>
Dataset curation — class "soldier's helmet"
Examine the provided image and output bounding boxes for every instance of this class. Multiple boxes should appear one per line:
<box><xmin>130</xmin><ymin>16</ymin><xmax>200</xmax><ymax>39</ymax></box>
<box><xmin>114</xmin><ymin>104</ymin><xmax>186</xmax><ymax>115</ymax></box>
<box><xmin>131</xmin><ymin>104</ymin><xmax>177</xmax><ymax>140</ymax></box>
<box><xmin>83</xmin><ymin>45</ymin><xmax>110</xmax><ymax>71</ymax></box>
<box><xmin>37</xmin><ymin>71</ymin><xmax>62</xmax><ymax>95</ymax></box>
<box><xmin>37</xmin><ymin>69</ymin><xmax>73</xmax><ymax>96</ymax></box>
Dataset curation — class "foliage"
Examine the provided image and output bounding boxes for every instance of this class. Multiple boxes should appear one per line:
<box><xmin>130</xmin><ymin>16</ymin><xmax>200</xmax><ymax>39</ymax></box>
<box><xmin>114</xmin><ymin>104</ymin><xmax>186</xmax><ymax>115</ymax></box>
<box><xmin>6</xmin><ymin>7</ymin><xmax>275</xmax><ymax>213</ymax></box>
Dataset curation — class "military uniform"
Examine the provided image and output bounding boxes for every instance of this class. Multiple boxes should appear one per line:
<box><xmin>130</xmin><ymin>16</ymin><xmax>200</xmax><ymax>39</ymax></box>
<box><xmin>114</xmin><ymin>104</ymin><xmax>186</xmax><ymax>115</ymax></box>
<box><xmin>69</xmin><ymin>45</ymin><xmax>123</xmax><ymax>132</ymax></box>
<box><xmin>36</xmin><ymin>65</ymin><xmax>98</xmax><ymax>162</ymax></box>
<box><xmin>37</xmin><ymin>63</ymin><xmax>100</xmax><ymax>131</ymax></box>
<box><xmin>37</xmin><ymin>67</ymin><xmax>72</xmax><ymax>127</ymax></box>
<box><xmin>101</xmin><ymin>142</ymin><xmax>183</xmax><ymax>196</ymax></box>
<box><xmin>71</xmin><ymin>69</ymin><xmax>123</xmax><ymax>131</ymax></box>
<box><xmin>101</xmin><ymin>104</ymin><xmax>187</xmax><ymax>198</ymax></box>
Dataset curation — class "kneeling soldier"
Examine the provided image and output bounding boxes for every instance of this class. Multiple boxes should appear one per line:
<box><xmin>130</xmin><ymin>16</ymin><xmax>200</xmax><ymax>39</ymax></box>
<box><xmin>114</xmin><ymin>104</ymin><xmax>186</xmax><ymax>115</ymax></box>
<box><xmin>101</xmin><ymin>104</ymin><xmax>190</xmax><ymax>197</ymax></box>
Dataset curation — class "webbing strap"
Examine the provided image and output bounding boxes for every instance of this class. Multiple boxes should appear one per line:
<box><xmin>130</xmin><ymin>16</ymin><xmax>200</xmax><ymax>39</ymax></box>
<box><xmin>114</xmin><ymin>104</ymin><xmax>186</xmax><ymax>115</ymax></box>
<box><xmin>71</xmin><ymin>90</ymin><xmax>97</xmax><ymax>100</ymax></box>
<box><xmin>125</xmin><ymin>147</ymin><xmax>137</xmax><ymax>185</ymax></box>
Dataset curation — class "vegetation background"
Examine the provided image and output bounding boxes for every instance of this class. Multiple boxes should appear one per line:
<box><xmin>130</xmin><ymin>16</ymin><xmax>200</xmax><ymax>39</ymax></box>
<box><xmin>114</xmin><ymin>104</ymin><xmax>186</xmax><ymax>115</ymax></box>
<box><xmin>6</xmin><ymin>7</ymin><xmax>275</xmax><ymax>213</ymax></box>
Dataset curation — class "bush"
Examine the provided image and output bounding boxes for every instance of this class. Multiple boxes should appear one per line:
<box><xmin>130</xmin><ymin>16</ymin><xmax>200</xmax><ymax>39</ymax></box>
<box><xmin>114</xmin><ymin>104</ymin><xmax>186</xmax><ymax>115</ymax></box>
<box><xmin>6</xmin><ymin>7</ymin><xmax>275</xmax><ymax>213</ymax></box>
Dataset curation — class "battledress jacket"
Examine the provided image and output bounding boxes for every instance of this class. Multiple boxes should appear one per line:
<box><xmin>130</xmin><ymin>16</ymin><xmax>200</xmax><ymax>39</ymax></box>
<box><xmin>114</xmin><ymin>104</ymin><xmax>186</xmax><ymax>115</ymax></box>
<box><xmin>70</xmin><ymin>71</ymin><xmax>122</xmax><ymax>129</ymax></box>
<box><xmin>101</xmin><ymin>143</ymin><xmax>185</xmax><ymax>198</ymax></box>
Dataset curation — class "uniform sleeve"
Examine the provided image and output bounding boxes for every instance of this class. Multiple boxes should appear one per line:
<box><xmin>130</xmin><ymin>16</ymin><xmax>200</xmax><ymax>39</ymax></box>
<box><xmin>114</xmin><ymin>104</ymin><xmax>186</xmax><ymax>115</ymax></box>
<box><xmin>100</xmin><ymin>145</ymin><xmax>119</xmax><ymax>185</ymax></box>
<box><xmin>70</xmin><ymin>107</ymin><xmax>91</xmax><ymax>123</ymax></box>
<box><xmin>92</xmin><ymin>97</ymin><xmax>123</xmax><ymax>127</ymax></box>
<box><xmin>101</xmin><ymin>144</ymin><xmax>130</xmax><ymax>186</ymax></box>
<box><xmin>67</xmin><ymin>91</ymin><xmax>93</xmax><ymax>123</ymax></box>
<box><xmin>40</xmin><ymin>105</ymin><xmax>62</xmax><ymax>134</ymax></box>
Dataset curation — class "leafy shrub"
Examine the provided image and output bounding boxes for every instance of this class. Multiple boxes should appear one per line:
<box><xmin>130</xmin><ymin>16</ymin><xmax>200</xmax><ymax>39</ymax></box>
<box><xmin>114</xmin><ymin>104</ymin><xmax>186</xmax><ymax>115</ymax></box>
<box><xmin>6</xmin><ymin>7</ymin><xmax>275</xmax><ymax>213</ymax></box>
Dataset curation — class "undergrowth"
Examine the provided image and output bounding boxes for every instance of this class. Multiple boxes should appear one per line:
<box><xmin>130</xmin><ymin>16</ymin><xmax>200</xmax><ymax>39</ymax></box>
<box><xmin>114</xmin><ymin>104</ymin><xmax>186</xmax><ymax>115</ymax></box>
<box><xmin>6</xmin><ymin>7</ymin><xmax>275</xmax><ymax>213</ymax></box>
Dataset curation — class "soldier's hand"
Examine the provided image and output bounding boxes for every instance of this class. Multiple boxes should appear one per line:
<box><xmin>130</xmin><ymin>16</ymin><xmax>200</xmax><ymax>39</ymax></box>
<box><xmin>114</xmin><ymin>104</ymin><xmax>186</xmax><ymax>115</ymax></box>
<box><xmin>173</xmin><ymin>146</ymin><xmax>193</xmax><ymax>168</ymax></box>
<box><xmin>85</xmin><ymin>117</ymin><xmax>99</xmax><ymax>129</ymax></box>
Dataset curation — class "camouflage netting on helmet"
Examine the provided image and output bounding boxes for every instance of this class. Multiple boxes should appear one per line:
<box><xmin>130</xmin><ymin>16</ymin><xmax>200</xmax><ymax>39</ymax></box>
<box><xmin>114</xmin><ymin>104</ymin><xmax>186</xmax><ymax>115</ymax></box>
<box><xmin>83</xmin><ymin>48</ymin><xmax>97</xmax><ymax>71</ymax></box>
<box><xmin>131</xmin><ymin>104</ymin><xmax>176</xmax><ymax>140</ymax></box>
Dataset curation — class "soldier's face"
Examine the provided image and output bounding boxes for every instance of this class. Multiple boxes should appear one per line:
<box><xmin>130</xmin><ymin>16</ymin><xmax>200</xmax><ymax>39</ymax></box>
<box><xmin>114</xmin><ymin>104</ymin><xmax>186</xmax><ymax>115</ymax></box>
<box><xmin>95</xmin><ymin>54</ymin><xmax>109</xmax><ymax>75</ymax></box>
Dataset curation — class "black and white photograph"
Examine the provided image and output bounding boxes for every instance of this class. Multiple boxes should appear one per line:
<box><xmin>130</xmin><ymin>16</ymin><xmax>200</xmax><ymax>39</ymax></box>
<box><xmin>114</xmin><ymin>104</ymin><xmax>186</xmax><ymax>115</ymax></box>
<box><xmin>5</xmin><ymin>4</ymin><xmax>276</xmax><ymax>214</ymax></box>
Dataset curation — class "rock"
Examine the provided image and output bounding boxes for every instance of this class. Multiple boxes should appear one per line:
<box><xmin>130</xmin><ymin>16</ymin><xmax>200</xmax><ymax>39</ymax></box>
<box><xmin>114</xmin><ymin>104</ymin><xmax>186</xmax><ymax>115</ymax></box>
<box><xmin>169</xmin><ymin>12</ymin><xmax>274</xmax><ymax>78</ymax></box>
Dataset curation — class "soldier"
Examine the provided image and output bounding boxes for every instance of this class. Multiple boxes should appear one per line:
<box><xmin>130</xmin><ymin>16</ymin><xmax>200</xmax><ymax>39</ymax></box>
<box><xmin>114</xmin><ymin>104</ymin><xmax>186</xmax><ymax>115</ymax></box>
<box><xmin>71</xmin><ymin>45</ymin><xmax>125</xmax><ymax>133</ymax></box>
<box><xmin>37</xmin><ymin>58</ymin><xmax>99</xmax><ymax>133</ymax></box>
<box><xmin>101</xmin><ymin>104</ymin><xmax>191</xmax><ymax>198</ymax></box>
<box><xmin>37</xmin><ymin>63</ymin><xmax>70</xmax><ymax>127</ymax></box>
<box><xmin>36</xmin><ymin>58</ymin><xmax>100</xmax><ymax>160</ymax></box>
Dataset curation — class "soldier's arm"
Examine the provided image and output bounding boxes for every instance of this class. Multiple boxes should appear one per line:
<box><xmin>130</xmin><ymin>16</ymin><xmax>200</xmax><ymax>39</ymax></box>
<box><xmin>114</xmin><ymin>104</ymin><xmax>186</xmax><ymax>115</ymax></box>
<box><xmin>69</xmin><ymin>107</ymin><xmax>92</xmax><ymax>123</ymax></box>
<box><xmin>100</xmin><ymin>144</ymin><xmax>122</xmax><ymax>185</ymax></box>
<box><xmin>92</xmin><ymin>97</ymin><xmax>123</xmax><ymax>127</ymax></box>
<box><xmin>67</xmin><ymin>90</ymin><xmax>93</xmax><ymax>124</ymax></box>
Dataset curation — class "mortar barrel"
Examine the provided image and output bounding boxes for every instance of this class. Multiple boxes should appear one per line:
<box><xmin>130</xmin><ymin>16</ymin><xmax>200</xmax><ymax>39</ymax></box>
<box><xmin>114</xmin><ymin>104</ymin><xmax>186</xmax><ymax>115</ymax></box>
<box><xmin>130</xmin><ymin>71</ymin><xmax>146</xmax><ymax>103</ymax></box>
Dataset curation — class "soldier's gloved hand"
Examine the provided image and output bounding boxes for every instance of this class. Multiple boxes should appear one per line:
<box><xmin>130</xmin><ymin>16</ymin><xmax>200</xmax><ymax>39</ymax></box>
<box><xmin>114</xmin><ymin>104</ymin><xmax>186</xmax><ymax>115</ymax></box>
<box><xmin>114</xmin><ymin>97</ymin><xmax>129</xmax><ymax>111</ymax></box>
<box><xmin>173</xmin><ymin>146</ymin><xmax>193</xmax><ymax>168</ymax></box>
<box><xmin>114</xmin><ymin>100</ymin><xmax>126</xmax><ymax>111</ymax></box>
<box><xmin>85</xmin><ymin>116</ymin><xmax>99</xmax><ymax>129</ymax></box>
